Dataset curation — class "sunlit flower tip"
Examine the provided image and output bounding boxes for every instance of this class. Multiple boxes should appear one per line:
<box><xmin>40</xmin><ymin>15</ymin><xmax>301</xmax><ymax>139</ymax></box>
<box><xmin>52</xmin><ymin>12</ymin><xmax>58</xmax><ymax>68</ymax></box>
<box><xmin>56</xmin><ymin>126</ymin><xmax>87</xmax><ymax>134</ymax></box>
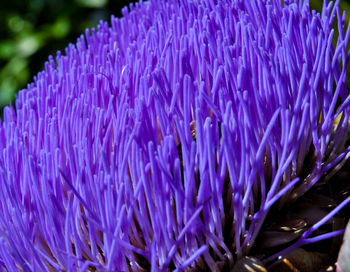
<box><xmin>0</xmin><ymin>0</ymin><xmax>350</xmax><ymax>271</ymax></box>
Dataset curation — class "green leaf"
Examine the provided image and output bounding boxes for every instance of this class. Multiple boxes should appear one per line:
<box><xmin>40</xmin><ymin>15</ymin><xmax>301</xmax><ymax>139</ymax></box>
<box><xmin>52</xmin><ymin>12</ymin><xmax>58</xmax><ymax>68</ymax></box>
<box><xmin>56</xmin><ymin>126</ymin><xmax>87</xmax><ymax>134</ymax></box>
<box><xmin>75</xmin><ymin>0</ymin><xmax>107</xmax><ymax>8</ymax></box>
<box><xmin>16</xmin><ymin>35</ymin><xmax>43</xmax><ymax>57</ymax></box>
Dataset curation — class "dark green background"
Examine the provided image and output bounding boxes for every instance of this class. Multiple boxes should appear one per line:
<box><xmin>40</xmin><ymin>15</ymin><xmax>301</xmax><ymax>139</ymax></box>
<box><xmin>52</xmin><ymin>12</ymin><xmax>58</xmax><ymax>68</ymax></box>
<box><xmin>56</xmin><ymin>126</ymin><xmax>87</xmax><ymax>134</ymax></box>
<box><xmin>0</xmin><ymin>0</ymin><xmax>137</xmax><ymax>112</ymax></box>
<box><xmin>0</xmin><ymin>0</ymin><xmax>349</xmax><ymax>112</ymax></box>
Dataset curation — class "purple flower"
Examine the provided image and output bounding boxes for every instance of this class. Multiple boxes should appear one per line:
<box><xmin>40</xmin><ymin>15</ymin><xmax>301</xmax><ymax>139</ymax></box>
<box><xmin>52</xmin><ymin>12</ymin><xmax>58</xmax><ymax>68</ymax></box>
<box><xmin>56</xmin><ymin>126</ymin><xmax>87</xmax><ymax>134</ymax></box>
<box><xmin>0</xmin><ymin>0</ymin><xmax>350</xmax><ymax>271</ymax></box>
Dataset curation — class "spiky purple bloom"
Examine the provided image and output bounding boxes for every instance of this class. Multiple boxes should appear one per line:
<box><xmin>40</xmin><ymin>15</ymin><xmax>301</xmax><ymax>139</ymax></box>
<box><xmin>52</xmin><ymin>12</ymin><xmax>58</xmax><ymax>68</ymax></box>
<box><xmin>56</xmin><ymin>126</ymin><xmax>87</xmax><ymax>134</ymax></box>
<box><xmin>1</xmin><ymin>0</ymin><xmax>350</xmax><ymax>271</ymax></box>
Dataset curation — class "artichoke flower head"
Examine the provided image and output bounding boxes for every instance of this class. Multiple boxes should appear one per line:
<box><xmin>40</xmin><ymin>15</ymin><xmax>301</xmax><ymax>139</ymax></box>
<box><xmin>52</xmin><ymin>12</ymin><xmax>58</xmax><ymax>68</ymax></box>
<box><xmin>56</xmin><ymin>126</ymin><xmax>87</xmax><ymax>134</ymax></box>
<box><xmin>1</xmin><ymin>0</ymin><xmax>350</xmax><ymax>271</ymax></box>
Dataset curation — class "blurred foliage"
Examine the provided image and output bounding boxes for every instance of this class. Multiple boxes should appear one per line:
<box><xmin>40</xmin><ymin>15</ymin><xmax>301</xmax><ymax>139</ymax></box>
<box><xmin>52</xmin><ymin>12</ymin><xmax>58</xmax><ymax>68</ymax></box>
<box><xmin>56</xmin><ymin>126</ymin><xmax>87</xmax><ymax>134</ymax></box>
<box><xmin>0</xmin><ymin>0</ymin><xmax>135</xmax><ymax>111</ymax></box>
<box><xmin>0</xmin><ymin>0</ymin><xmax>350</xmax><ymax>112</ymax></box>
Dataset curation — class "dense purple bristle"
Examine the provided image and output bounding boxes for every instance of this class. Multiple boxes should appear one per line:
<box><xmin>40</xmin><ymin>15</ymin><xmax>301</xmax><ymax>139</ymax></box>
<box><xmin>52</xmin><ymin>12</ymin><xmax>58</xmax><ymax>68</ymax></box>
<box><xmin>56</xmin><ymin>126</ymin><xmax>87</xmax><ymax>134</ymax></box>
<box><xmin>0</xmin><ymin>0</ymin><xmax>350</xmax><ymax>271</ymax></box>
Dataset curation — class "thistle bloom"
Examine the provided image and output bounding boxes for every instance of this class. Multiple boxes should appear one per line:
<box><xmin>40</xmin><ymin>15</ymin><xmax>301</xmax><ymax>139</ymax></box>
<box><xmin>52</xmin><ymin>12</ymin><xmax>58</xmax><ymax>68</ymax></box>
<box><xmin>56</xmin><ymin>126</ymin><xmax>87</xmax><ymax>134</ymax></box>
<box><xmin>1</xmin><ymin>0</ymin><xmax>350</xmax><ymax>271</ymax></box>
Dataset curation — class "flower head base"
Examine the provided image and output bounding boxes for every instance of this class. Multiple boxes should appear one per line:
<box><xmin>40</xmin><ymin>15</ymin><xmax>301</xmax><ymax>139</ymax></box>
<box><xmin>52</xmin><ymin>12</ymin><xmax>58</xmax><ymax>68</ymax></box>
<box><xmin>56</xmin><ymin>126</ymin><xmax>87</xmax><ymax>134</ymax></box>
<box><xmin>0</xmin><ymin>0</ymin><xmax>350</xmax><ymax>271</ymax></box>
